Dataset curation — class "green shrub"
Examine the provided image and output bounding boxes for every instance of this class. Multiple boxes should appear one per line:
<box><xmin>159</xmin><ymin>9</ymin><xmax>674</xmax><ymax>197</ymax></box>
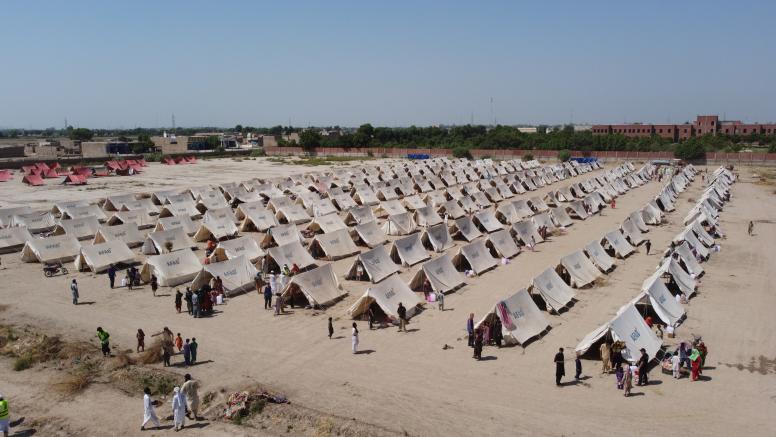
<box><xmin>14</xmin><ymin>355</ymin><xmax>32</xmax><ymax>371</ymax></box>
<box><xmin>452</xmin><ymin>146</ymin><xmax>472</xmax><ymax>159</ymax></box>
<box><xmin>522</xmin><ymin>153</ymin><xmax>534</xmax><ymax>161</ymax></box>
<box><xmin>367</xmin><ymin>150</ymin><xmax>374</xmax><ymax>157</ymax></box>
<box><xmin>143</xmin><ymin>152</ymin><xmax>163</xmax><ymax>162</ymax></box>
<box><xmin>558</xmin><ymin>149</ymin><xmax>571</xmax><ymax>162</ymax></box>
<box><xmin>250</xmin><ymin>148</ymin><xmax>266</xmax><ymax>157</ymax></box>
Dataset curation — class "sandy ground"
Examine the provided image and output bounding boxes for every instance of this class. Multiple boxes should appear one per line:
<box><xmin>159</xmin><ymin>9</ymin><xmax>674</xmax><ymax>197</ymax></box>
<box><xmin>1</xmin><ymin>158</ymin><xmax>774</xmax><ymax>437</ymax></box>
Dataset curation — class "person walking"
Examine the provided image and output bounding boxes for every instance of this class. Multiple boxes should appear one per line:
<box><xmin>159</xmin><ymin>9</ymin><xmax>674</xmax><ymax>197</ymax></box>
<box><xmin>175</xmin><ymin>290</ymin><xmax>183</xmax><ymax>313</ymax></box>
<box><xmin>263</xmin><ymin>283</ymin><xmax>273</xmax><ymax>310</ymax></box>
<box><xmin>273</xmin><ymin>293</ymin><xmax>282</xmax><ymax>315</ymax></box>
<box><xmin>190</xmin><ymin>338</ymin><xmax>198</xmax><ymax>365</ymax></box>
<box><xmin>554</xmin><ymin>348</ymin><xmax>565</xmax><ymax>386</ymax></box>
<box><xmin>140</xmin><ymin>387</ymin><xmax>160</xmax><ymax>431</ymax></box>
<box><xmin>268</xmin><ymin>272</ymin><xmax>277</xmax><ymax>294</ymax></box>
<box><xmin>136</xmin><ymin>329</ymin><xmax>145</xmax><ymax>353</ymax></box>
<box><xmin>351</xmin><ymin>322</ymin><xmax>359</xmax><ymax>354</ymax></box>
<box><xmin>181</xmin><ymin>374</ymin><xmax>201</xmax><ymax>420</ymax></box>
<box><xmin>328</xmin><ymin>317</ymin><xmax>334</xmax><ymax>339</ymax></box>
<box><xmin>70</xmin><ymin>279</ymin><xmax>79</xmax><ymax>305</ymax></box>
<box><xmin>107</xmin><ymin>264</ymin><xmax>116</xmax><ymax>289</ymax></box>
<box><xmin>623</xmin><ymin>364</ymin><xmax>633</xmax><ymax>397</ymax></box>
<box><xmin>636</xmin><ymin>348</ymin><xmax>649</xmax><ymax>386</ymax></box>
<box><xmin>436</xmin><ymin>290</ymin><xmax>444</xmax><ymax>311</ymax></box>
<box><xmin>175</xmin><ymin>333</ymin><xmax>183</xmax><ymax>353</ymax></box>
<box><xmin>184</xmin><ymin>288</ymin><xmax>193</xmax><ymax>315</ymax></box>
<box><xmin>126</xmin><ymin>268</ymin><xmax>134</xmax><ymax>290</ymax></box>
<box><xmin>172</xmin><ymin>387</ymin><xmax>186</xmax><ymax>431</ymax></box>
<box><xmin>182</xmin><ymin>339</ymin><xmax>191</xmax><ymax>367</ymax></box>
<box><xmin>0</xmin><ymin>393</ymin><xmax>10</xmax><ymax>437</ymax></box>
<box><xmin>492</xmin><ymin>317</ymin><xmax>502</xmax><ymax>348</ymax></box>
<box><xmin>467</xmin><ymin>313</ymin><xmax>475</xmax><ymax>347</ymax></box>
<box><xmin>671</xmin><ymin>352</ymin><xmax>681</xmax><ymax>379</ymax></box>
<box><xmin>574</xmin><ymin>352</ymin><xmax>583</xmax><ymax>380</ymax></box>
<box><xmin>644</xmin><ymin>239</ymin><xmax>652</xmax><ymax>255</ymax></box>
<box><xmin>96</xmin><ymin>327</ymin><xmax>110</xmax><ymax>357</ymax></box>
<box><xmin>748</xmin><ymin>221</ymin><xmax>754</xmax><ymax>236</ymax></box>
<box><xmin>397</xmin><ymin>302</ymin><xmax>407</xmax><ymax>332</ymax></box>
<box><xmin>599</xmin><ymin>342</ymin><xmax>612</xmax><ymax>374</ymax></box>
<box><xmin>150</xmin><ymin>274</ymin><xmax>158</xmax><ymax>296</ymax></box>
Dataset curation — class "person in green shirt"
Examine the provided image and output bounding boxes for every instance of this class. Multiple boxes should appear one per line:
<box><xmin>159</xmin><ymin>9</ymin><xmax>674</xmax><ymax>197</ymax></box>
<box><xmin>96</xmin><ymin>327</ymin><xmax>110</xmax><ymax>357</ymax></box>
<box><xmin>0</xmin><ymin>393</ymin><xmax>10</xmax><ymax>437</ymax></box>
<box><xmin>190</xmin><ymin>338</ymin><xmax>198</xmax><ymax>364</ymax></box>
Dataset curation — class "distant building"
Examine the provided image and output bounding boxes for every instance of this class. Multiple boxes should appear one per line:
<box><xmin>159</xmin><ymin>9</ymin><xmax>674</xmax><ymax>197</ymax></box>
<box><xmin>517</xmin><ymin>127</ymin><xmax>538</xmax><ymax>134</ymax></box>
<box><xmin>593</xmin><ymin>115</ymin><xmax>776</xmax><ymax>141</ymax></box>
<box><xmin>0</xmin><ymin>144</ymin><xmax>25</xmax><ymax>158</ymax></box>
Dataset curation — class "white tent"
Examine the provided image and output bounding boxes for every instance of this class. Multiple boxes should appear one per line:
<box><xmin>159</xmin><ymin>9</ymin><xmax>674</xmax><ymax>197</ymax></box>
<box><xmin>454</xmin><ymin>240</ymin><xmax>499</xmax><ymax>274</ymax></box>
<box><xmin>267</xmin><ymin>241</ymin><xmax>317</xmax><ymax>271</ymax></box>
<box><xmin>119</xmin><ymin>199</ymin><xmax>160</xmax><ymax>215</ymax></box>
<box><xmin>203</xmin><ymin>206</ymin><xmax>238</xmax><ymax>224</ymax></box>
<box><xmin>191</xmin><ymin>255</ymin><xmax>258</xmax><ymax>296</ymax></box>
<box><xmin>154</xmin><ymin>215</ymin><xmax>198</xmax><ymax>236</ymax></box>
<box><xmin>0</xmin><ymin>226</ymin><xmax>34</xmax><ymax>253</ymax></box>
<box><xmin>330</xmin><ymin>193</ymin><xmax>358</xmax><ymax>211</ymax></box>
<box><xmin>414</xmin><ymin>205</ymin><xmax>443</xmax><ymax>227</ymax></box>
<box><xmin>628</xmin><ymin>211</ymin><xmax>649</xmax><ymax>232</ymax></box>
<box><xmin>486</xmin><ymin>229</ymin><xmax>520</xmax><ymax>259</ymax></box>
<box><xmin>60</xmin><ymin>204</ymin><xmax>108</xmax><ymax>222</ymax></box>
<box><xmin>421</xmin><ymin>224</ymin><xmax>453</xmax><ymax>253</ymax></box>
<box><xmin>529</xmin><ymin>196</ymin><xmax>550</xmax><ymax>212</ymax></box>
<box><xmin>438</xmin><ymin>200</ymin><xmax>466</xmax><ymax>220</ymax></box>
<box><xmin>636</xmin><ymin>276</ymin><xmax>686</xmax><ymax>327</ymax></box>
<box><xmin>281</xmin><ymin>263</ymin><xmax>345</xmax><ymax>307</ymax></box>
<box><xmin>107</xmin><ymin>210</ymin><xmax>155</xmax><ymax>229</ymax></box>
<box><xmin>306</xmin><ymin>213</ymin><xmax>347</xmax><ymax>234</ymax></box>
<box><xmin>234</xmin><ymin>201</ymin><xmax>266</xmax><ymax>221</ymax></box>
<box><xmin>193</xmin><ymin>217</ymin><xmax>239</xmax><ymax>242</ymax></box>
<box><xmin>479</xmin><ymin>288</ymin><xmax>550</xmax><ymax>345</ymax></box>
<box><xmin>240</xmin><ymin>208</ymin><xmax>279</xmax><ymax>233</ymax></box>
<box><xmin>621</xmin><ymin>219</ymin><xmax>646</xmax><ymax>245</ymax></box>
<box><xmin>74</xmin><ymin>240</ymin><xmax>137</xmax><ymax>273</ymax></box>
<box><xmin>52</xmin><ymin>216</ymin><xmax>101</xmax><ymax>240</ymax></box>
<box><xmin>566</xmin><ymin>200</ymin><xmax>589</xmax><ymax>220</ymax></box>
<box><xmin>584</xmin><ymin>239</ymin><xmax>615</xmax><ymax>272</ymax></box>
<box><xmin>347</xmin><ymin>274</ymin><xmax>422</xmax><ymax>319</ymax></box>
<box><xmin>673</xmin><ymin>228</ymin><xmax>710</xmax><ymax>259</ymax></box>
<box><xmin>451</xmin><ymin>216</ymin><xmax>482</xmax><ymax>242</ymax></box>
<box><xmin>530</xmin><ymin>268</ymin><xmax>576</xmax><ymax>313</ymax></box>
<box><xmin>267</xmin><ymin>196</ymin><xmax>294</xmax><ymax>213</ymax></box>
<box><xmin>550</xmin><ymin>206</ymin><xmax>574</xmax><ymax>227</ymax></box>
<box><xmin>531</xmin><ymin>212</ymin><xmax>557</xmax><ymax>234</ymax></box>
<box><xmin>345</xmin><ymin>245</ymin><xmax>399</xmax><ymax>283</ymax></box>
<box><xmin>603</xmin><ymin>230</ymin><xmax>635</xmax><ymax>258</ymax></box>
<box><xmin>560</xmin><ymin>250</ymin><xmax>602</xmax><ymax>288</ymax></box>
<box><xmin>0</xmin><ymin>206</ymin><xmax>32</xmax><ymax>227</ymax></box>
<box><xmin>140</xmin><ymin>249</ymin><xmax>202</xmax><ymax>286</ymax></box>
<box><xmin>410</xmin><ymin>253</ymin><xmax>465</xmax><ymax>293</ymax></box>
<box><xmin>52</xmin><ymin>200</ymin><xmax>91</xmax><ymax>215</ymax></box>
<box><xmin>158</xmin><ymin>200</ymin><xmax>200</xmax><ymax>218</ymax></box>
<box><xmin>353</xmin><ymin>187</ymin><xmax>380</xmax><ymax>206</ymax></box>
<box><xmin>260</xmin><ymin>224</ymin><xmax>302</xmax><ymax>248</ymax></box>
<box><xmin>21</xmin><ymin>235</ymin><xmax>81</xmax><ymax>263</ymax></box>
<box><xmin>93</xmin><ymin>223</ymin><xmax>145</xmax><ymax>247</ymax></box>
<box><xmin>576</xmin><ymin>304</ymin><xmax>662</xmax><ymax>363</ymax></box>
<box><xmin>276</xmin><ymin>204</ymin><xmax>312</xmax><ymax>224</ymax></box>
<box><xmin>351</xmin><ymin>221</ymin><xmax>388</xmax><ymax>248</ymax></box>
<box><xmin>403</xmin><ymin>195</ymin><xmax>427</xmax><ymax>211</ymax></box>
<box><xmin>473</xmin><ymin>209</ymin><xmax>503</xmax><ymax>233</ymax></box>
<box><xmin>142</xmin><ymin>227</ymin><xmax>196</xmax><ymax>255</ymax></box>
<box><xmin>375</xmin><ymin>200</ymin><xmax>406</xmax><ymax>217</ymax></box>
<box><xmin>344</xmin><ymin>205</ymin><xmax>376</xmax><ymax>225</ymax></box>
<box><xmin>209</xmin><ymin>235</ymin><xmax>264</xmax><ymax>263</ymax></box>
<box><xmin>11</xmin><ymin>212</ymin><xmax>56</xmax><ymax>233</ymax></box>
<box><xmin>390</xmin><ymin>233</ymin><xmax>430</xmax><ymax>267</ymax></box>
<box><xmin>382</xmin><ymin>212</ymin><xmax>417</xmax><ymax>236</ymax></box>
<box><xmin>671</xmin><ymin>242</ymin><xmax>704</xmax><ymax>277</ymax></box>
<box><xmin>641</xmin><ymin>203</ymin><xmax>663</xmax><ymax>225</ymax></box>
<box><xmin>651</xmin><ymin>257</ymin><xmax>697</xmax><ymax>297</ymax></box>
<box><xmin>512</xmin><ymin>220</ymin><xmax>543</xmax><ymax>246</ymax></box>
<box><xmin>308</xmin><ymin>228</ymin><xmax>360</xmax><ymax>260</ymax></box>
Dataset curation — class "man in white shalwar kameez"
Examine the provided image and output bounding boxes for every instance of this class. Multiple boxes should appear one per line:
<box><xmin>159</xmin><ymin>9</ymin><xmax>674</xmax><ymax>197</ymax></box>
<box><xmin>172</xmin><ymin>386</ymin><xmax>186</xmax><ymax>431</ymax></box>
<box><xmin>141</xmin><ymin>387</ymin><xmax>160</xmax><ymax>431</ymax></box>
<box><xmin>268</xmin><ymin>272</ymin><xmax>277</xmax><ymax>294</ymax></box>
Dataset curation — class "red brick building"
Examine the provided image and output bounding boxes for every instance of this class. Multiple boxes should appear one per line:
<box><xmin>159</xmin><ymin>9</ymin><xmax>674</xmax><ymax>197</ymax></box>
<box><xmin>592</xmin><ymin>115</ymin><xmax>775</xmax><ymax>141</ymax></box>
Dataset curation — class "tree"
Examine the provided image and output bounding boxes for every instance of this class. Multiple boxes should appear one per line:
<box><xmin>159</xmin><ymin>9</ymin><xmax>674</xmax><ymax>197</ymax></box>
<box><xmin>353</xmin><ymin>123</ymin><xmax>375</xmax><ymax>147</ymax></box>
<box><xmin>133</xmin><ymin>134</ymin><xmax>155</xmax><ymax>154</ymax></box>
<box><xmin>69</xmin><ymin>128</ymin><xmax>94</xmax><ymax>141</ymax></box>
<box><xmin>235</xmin><ymin>124</ymin><xmax>243</xmax><ymax>133</ymax></box>
<box><xmin>206</xmin><ymin>136</ymin><xmax>221</xmax><ymax>149</ymax></box>
<box><xmin>300</xmin><ymin>129</ymin><xmax>322</xmax><ymax>151</ymax></box>
<box><xmin>452</xmin><ymin>145</ymin><xmax>472</xmax><ymax>159</ymax></box>
<box><xmin>674</xmin><ymin>139</ymin><xmax>706</xmax><ymax>161</ymax></box>
<box><xmin>558</xmin><ymin>149</ymin><xmax>571</xmax><ymax>162</ymax></box>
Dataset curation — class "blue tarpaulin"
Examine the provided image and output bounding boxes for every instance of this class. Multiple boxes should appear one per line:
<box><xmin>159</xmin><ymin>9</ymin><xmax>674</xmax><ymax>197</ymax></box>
<box><xmin>407</xmin><ymin>153</ymin><xmax>430</xmax><ymax>160</ymax></box>
<box><xmin>571</xmin><ymin>157</ymin><xmax>598</xmax><ymax>164</ymax></box>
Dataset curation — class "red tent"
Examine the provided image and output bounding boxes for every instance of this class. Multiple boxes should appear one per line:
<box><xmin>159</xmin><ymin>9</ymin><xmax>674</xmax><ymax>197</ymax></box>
<box><xmin>128</xmin><ymin>164</ymin><xmax>143</xmax><ymax>173</ymax></box>
<box><xmin>187</xmin><ymin>155</ymin><xmax>198</xmax><ymax>163</ymax></box>
<box><xmin>43</xmin><ymin>168</ymin><xmax>61</xmax><ymax>179</ymax></box>
<box><xmin>73</xmin><ymin>168</ymin><xmax>92</xmax><ymax>178</ymax></box>
<box><xmin>35</xmin><ymin>162</ymin><xmax>50</xmax><ymax>172</ymax></box>
<box><xmin>63</xmin><ymin>174</ymin><xmax>87</xmax><ymax>185</ymax></box>
<box><xmin>94</xmin><ymin>168</ymin><xmax>110</xmax><ymax>177</ymax></box>
<box><xmin>0</xmin><ymin>170</ymin><xmax>12</xmax><ymax>182</ymax></box>
<box><xmin>163</xmin><ymin>157</ymin><xmax>177</xmax><ymax>165</ymax></box>
<box><xmin>49</xmin><ymin>162</ymin><xmax>61</xmax><ymax>170</ymax></box>
<box><xmin>138</xmin><ymin>158</ymin><xmax>148</xmax><ymax>167</ymax></box>
<box><xmin>23</xmin><ymin>174</ymin><xmax>45</xmax><ymax>186</ymax></box>
<box><xmin>22</xmin><ymin>165</ymin><xmax>41</xmax><ymax>175</ymax></box>
<box><xmin>105</xmin><ymin>160</ymin><xmax>121</xmax><ymax>171</ymax></box>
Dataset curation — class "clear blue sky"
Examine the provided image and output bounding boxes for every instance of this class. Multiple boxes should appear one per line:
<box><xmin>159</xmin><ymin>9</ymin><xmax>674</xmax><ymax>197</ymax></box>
<box><xmin>2</xmin><ymin>1</ymin><xmax>775</xmax><ymax>129</ymax></box>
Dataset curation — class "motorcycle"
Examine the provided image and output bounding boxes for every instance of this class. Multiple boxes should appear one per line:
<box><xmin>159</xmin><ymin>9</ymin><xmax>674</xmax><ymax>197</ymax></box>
<box><xmin>43</xmin><ymin>262</ymin><xmax>68</xmax><ymax>277</ymax></box>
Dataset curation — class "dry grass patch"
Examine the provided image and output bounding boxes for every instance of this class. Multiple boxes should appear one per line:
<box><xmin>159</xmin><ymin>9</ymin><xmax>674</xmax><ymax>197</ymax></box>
<box><xmin>138</xmin><ymin>339</ymin><xmax>164</xmax><ymax>364</ymax></box>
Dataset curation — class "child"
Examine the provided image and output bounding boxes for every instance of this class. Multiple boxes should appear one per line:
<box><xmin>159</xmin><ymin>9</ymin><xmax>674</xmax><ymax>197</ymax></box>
<box><xmin>328</xmin><ymin>317</ymin><xmax>334</xmax><ymax>339</ymax></box>
<box><xmin>615</xmin><ymin>365</ymin><xmax>625</xmax><ymax>389</ymax></box>
<box><xmin>175</xmin><ymin>333</ymin><xmax>183</xmax><ymax>352</ymax></box>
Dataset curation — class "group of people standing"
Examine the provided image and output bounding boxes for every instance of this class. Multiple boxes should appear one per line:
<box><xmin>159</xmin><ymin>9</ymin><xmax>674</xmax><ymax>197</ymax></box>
<box><xmin>257</xmin><ymin>263</ymin><xmax>300</xmax><ymax>315</ymax></box>
<box><xmin>142</xmin><ymin>373</ymin><xmax>202</xmax><ymax>431</ymax></box>
<box><xmin>466</xmin><ymin>313</ymin><xmax>503</xmax><ymax>360</ymax></box>
<box><xmin>175</xmin><ymin>278</ymin><xmax>225</xmax><ymax>319</ymax></box>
